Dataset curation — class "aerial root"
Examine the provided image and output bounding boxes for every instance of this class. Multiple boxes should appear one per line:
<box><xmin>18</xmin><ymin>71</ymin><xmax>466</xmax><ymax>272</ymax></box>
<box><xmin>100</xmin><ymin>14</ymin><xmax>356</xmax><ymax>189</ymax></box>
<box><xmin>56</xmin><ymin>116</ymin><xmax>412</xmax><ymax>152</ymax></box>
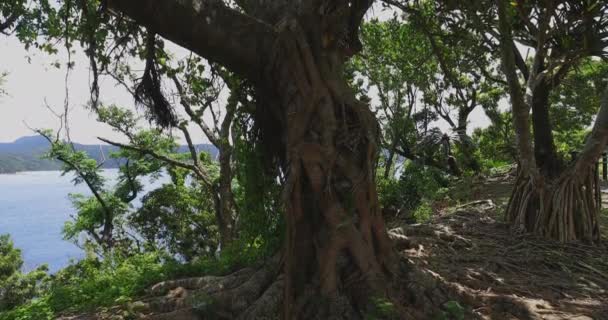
<box><xmin>506</xmin><ymin>170</ymin><xmax>600</xmax><ymax>243</ymax></box>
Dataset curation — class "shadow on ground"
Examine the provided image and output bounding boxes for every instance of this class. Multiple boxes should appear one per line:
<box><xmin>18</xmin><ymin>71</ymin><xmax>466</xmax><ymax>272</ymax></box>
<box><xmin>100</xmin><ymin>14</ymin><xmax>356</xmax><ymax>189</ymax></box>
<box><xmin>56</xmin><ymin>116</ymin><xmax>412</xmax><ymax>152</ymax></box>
<box><xmin>388</xmin><ymin>174</ymin><xmax>608</xmax><ymax>320</ymax></box>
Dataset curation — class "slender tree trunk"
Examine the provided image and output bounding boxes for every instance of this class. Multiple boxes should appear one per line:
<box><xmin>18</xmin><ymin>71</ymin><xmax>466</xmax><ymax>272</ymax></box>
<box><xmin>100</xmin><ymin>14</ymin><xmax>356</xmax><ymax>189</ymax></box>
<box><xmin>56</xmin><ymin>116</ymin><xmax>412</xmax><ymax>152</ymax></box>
<box><xmin>456</xmin><ymin>108</ymin><xmax>480</xmax><ymax>172</ymax></box>
<box><xmin>383</xmin><ymin>140</ymin><xmax>398</xmax><ymax>179</ymax></box>
<box><xmin>456</xmin><ymin>110</ymin><xmax>469</xmax><ymax>138</ymax></box>
<box><xmin>217</xmin><ymin>146</ymin><xmax>235</xmax><ymax>247</ymax></box>
<box><xmin>531</xmin><ymin>80</ymin><xmax>561</xmax><ymax>178</ymax></box>
<box><xmin>216</xmin><ymin>94</ymin><xmax>238</xmax><ymax>248</ymax></box>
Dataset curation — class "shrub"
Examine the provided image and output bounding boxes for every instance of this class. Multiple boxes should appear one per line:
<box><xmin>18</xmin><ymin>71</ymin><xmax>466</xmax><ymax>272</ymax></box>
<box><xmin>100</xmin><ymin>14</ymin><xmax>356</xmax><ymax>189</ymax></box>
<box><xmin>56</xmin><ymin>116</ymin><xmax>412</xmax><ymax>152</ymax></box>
<box><xmin>46</xmin><ymin>252</ymin><xmax>167</xmax><ymax>312</ymax></box>
<box><xmin>0</xmin><ymin>235</ymin><xmax>48</xmax><ymax>313</ymax></box>
<box><xmin>0</xmin><ymin>298</ymin><xmax>54</xmax><ymax>320</ymax></box>
<box><xmin>413</xmin><ymin>201</ymin><xmax>433</xmax><ymax>223</ymax></box>
<box><xmin>378</xmin><ymin>161</ymin><xmax>449</xmax><ymax>221</ymax></box>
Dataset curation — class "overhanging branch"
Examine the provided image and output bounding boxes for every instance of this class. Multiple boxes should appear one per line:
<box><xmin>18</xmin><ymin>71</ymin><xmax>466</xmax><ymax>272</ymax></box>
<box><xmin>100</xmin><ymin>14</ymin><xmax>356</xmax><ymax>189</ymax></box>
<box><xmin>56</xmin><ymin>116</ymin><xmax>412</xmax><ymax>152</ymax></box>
<box><xmin>106</xmin><ymin>0</ymin><xmax>275</xmax><ymax>81</ymax></box>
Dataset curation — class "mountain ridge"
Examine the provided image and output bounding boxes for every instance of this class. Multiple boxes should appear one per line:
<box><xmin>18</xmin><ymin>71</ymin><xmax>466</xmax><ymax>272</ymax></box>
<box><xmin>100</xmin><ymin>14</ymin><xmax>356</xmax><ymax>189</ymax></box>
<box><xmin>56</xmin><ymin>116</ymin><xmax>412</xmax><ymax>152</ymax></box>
<box><xmin>0</xmin><ymin>135</ymin><xmax>217</xmax><ymax>174</ymax></box>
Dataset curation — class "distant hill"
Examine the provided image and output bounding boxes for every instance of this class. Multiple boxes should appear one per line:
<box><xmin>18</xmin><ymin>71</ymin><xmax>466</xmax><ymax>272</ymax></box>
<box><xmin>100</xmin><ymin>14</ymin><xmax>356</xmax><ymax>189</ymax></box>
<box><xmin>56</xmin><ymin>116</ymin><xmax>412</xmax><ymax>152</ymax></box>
<box><xmin>0</xmin><ymin>136</ymin><xmax>217</xmax><ymax>174</ymax></box>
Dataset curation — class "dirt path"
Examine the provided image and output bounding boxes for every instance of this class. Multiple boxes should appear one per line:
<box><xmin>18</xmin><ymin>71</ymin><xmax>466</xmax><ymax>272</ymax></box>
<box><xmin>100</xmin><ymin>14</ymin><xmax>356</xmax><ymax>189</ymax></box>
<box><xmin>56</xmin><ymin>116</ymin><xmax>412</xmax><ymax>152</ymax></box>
<box><xmin>391</xmin><ymin>204</ymin><xmax>608</xmax><ymax>320</ymax></box>
<box><xmin>386</xmin><ymin>172</ymin><xmax>608</xmax><ymax>320</ymax></box>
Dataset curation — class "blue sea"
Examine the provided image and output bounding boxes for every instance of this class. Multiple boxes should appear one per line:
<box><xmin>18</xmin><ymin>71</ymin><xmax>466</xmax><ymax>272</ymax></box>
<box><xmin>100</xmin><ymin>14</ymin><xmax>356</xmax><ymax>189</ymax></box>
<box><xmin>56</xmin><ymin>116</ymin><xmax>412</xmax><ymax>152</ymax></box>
<box><xmin>0</xmin><ymin>170</ymin><xmax>164</xmax><ymax>273</ymax></box>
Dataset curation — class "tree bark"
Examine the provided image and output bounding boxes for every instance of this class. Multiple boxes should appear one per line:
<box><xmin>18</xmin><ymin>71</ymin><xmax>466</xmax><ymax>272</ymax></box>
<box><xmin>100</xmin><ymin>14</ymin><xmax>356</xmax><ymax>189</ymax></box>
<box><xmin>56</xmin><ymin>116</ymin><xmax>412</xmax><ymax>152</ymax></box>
<box><xmin>217</xmin><ymin>116</ymin><xmax>236</xmax><ymax>247</ymax></box>
<box><xmin>531</xmin><ymin>80</ymin><xmax>560</xmax><ymax>178</ymax></box>
<box><xmin>265</xmin><ymin>22</ymin><xmax>395</xmax><ymax>317</ymax></box>
<box><xmin>497</xmin><ymin>0</ymin><xmax>537</xmax><ymax>176</ymax></box>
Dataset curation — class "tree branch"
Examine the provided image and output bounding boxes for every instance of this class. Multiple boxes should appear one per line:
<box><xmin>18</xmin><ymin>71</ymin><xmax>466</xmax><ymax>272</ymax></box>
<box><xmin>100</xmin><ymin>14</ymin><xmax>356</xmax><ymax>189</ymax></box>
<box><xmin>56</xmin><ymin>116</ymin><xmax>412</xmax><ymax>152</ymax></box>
<box><xmin>98</xmin><ymin>137</ymin><xmax>214</xmax><ymax>188</ymax></box>
<box><xmin>512</xmin><ymin>42</ymin><xmax>530</xmax><ymax>80</ymax></box>
<box><xmin>0</xmin><ymin>12</ymin><xmax>18</xmax><ymax>33</ymax></box>
<box><xmin>433</xmin><ymin>101</ymin><xmax>456</xmax><ymax>128</ymax></box>
<box><xmin>38</xmin><ymin>131</ymin><xmax>114</xmax><ymax>245</ymax></box>
<box><xmin>106</xmin><ymin>0</ymin><xmax>275</xmax><ymax>80</ymax></box>
<box><xmin>171</xmin><ymin>73</ymin><xmax>221</xmax><ymax>146</ymax></box>
<box><xmin>574</xmin><ymin>85</ymin><xmax>608</xmax><ymax>174</ymax></box>
<box><xmin>179</xmin><ymin>125</ymin><xmax>202</xmax><ymax>170</ymax></box>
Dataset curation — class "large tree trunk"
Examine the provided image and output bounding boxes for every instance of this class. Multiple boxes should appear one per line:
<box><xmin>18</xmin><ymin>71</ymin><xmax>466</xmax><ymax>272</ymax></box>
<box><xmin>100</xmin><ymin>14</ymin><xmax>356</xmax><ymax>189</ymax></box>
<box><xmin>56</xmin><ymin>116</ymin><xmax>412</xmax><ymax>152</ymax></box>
<box><xmin>264</xmin><ymin>24</ymin><xmax>397</xmax><ymax>318</ymax></box>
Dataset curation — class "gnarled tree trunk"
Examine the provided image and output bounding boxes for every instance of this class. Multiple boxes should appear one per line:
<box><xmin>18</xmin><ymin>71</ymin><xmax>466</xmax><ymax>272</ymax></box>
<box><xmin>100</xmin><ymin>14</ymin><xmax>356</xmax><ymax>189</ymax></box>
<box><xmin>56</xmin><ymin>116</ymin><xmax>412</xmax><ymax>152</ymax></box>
<box><xmin>106</xmin><ymin>0</ymin><xmax>398</xmax><ymax>318</ymax></box>
<box><xmin>265</xmin><ymin>22</ymin><xmax>396</xmax><ymax>318</ymax></box>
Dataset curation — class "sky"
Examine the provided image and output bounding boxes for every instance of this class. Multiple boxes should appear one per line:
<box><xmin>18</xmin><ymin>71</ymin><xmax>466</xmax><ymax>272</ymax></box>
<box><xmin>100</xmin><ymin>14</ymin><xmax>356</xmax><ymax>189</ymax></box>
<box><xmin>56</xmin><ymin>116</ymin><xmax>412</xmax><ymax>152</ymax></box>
<box><xmin>0</xmin><ymin>8</ymin><xmax>491</xmax><ymax>145</ymax></box>
<box><xmin>0</xmin><ymin>35</ymin><xmax>141</xmax><ymax>144</ymax></box>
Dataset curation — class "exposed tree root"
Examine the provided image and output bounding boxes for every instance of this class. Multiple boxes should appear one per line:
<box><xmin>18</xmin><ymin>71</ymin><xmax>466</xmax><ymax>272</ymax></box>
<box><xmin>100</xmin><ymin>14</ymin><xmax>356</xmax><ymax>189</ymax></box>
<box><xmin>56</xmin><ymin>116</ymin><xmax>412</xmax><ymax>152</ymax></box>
<box><xmin>58</xmin><ymin>253</ymin><xmax>423</xmax><ymax>320</ymax></box>
<box><xmin>148</xmin><ymin>267</ymin><xmax>256</xmax><ymax>296</ymax></box>
<box><xmin>236</xmin><ymin>275</ymin><xmax>284</xmax><ymax>320</ymax></box>
<box><xmin>104</xmin><ymin>255</ymin><xmax>285</xmax><ymax>320</ymax></box>
<box><xmin>135</xmin><ymin>258</ymin><xmax>423</xmax><ymax>320</ymax></box>
<box><xmin>507</xmin><ymin>168</ymin><xmax>601</xmax><ymax>243</ymax></box>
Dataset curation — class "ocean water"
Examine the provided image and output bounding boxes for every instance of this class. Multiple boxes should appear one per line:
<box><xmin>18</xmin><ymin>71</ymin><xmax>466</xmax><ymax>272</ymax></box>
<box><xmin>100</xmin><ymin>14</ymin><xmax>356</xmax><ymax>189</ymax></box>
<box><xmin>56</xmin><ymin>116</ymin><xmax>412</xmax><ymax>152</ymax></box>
<box><xmin>0</xmin><ymin>169</ymin><xmax>164</xmax><ymax>273</ymax></box>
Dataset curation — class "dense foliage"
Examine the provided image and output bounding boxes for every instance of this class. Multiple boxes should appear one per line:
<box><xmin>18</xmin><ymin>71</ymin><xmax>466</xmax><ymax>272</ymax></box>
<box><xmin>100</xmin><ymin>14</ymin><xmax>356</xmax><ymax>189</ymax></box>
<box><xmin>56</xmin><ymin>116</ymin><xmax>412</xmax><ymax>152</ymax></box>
<box><xmin>0</xmin><ymin>235</ymin><xmax>48</xmax><ymax>313</ymax></box>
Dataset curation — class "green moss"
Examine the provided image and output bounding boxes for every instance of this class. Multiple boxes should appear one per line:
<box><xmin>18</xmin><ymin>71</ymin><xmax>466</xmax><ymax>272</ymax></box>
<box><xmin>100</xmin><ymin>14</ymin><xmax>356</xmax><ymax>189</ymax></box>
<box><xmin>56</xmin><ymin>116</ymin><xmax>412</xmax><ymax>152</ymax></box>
<box><xmin>434</xmin><ymin>301</ymin><xmax>465</xmax><ymax>320</ymax></box>
<box><xmin>364</xmin><ymin>297</ymin><xmax>398</xmax><ymax>319</ymax></box>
